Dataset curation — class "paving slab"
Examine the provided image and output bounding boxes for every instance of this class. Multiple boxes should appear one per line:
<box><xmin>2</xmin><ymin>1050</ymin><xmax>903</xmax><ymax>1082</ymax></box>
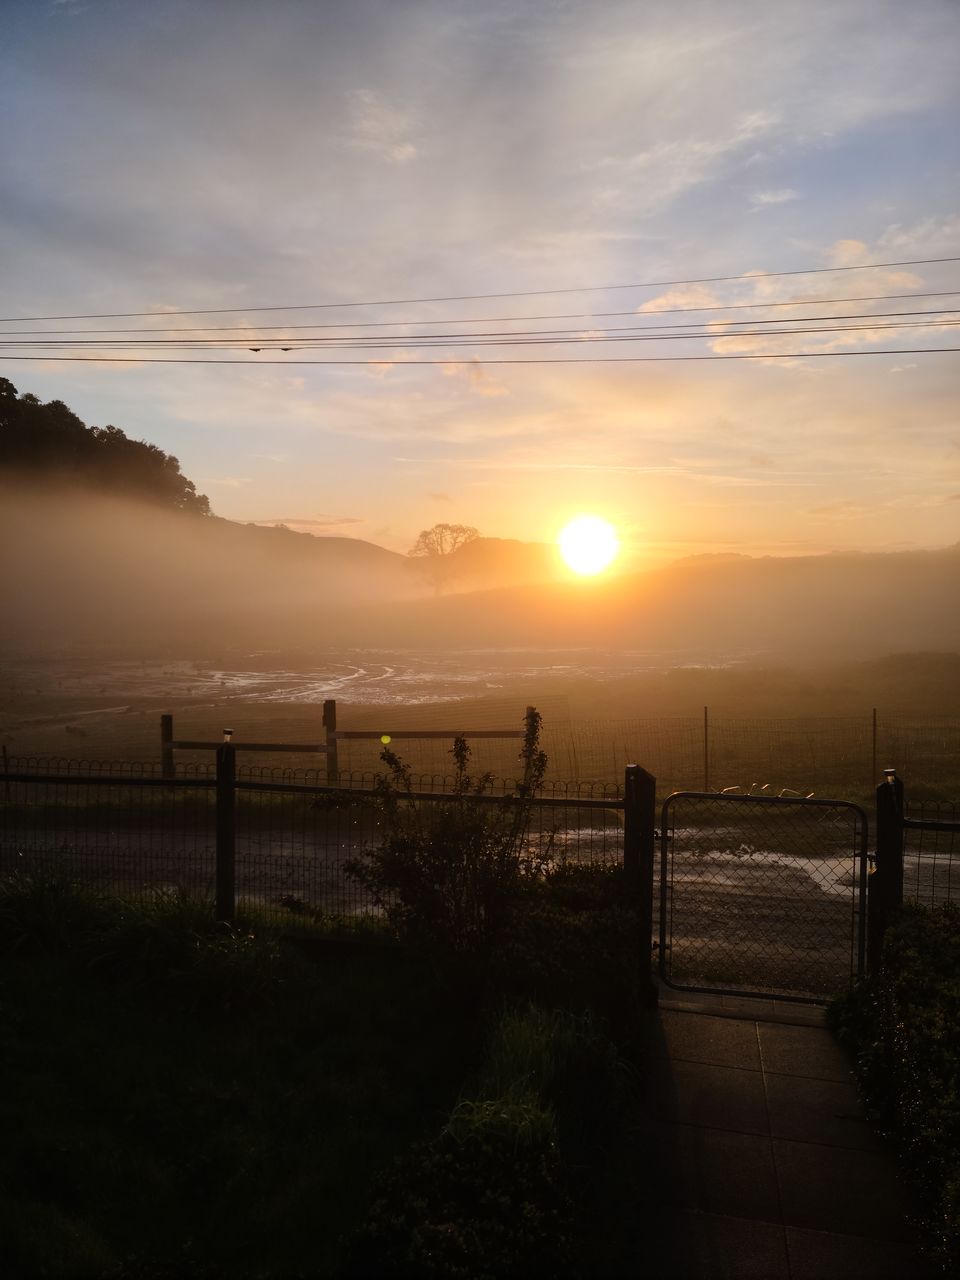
<box><xmin>634</xmin><ymin>1002</ymin><xmax>930</xmax><ymax>1278</ymax></box>
<box><xmin>660</xmin><ymin>1010</ymin><xmax>762</xmax><ymax>1071</ymax></box>
<box><xmin>785</xmin><ymin>1226</ymin><xmax>937</xmax><ymax>1279</ymax></box>
<box><xmin>669</xmin><ymin>1211</ymin><xmax>790</xmax><ymax>1280</ymax></box>
<box><xmin>764</xmin><ymin>1073</ymin><xmax>882</xmax><ymax>1150</ymax></box>
<box><xmin>660</xmin><ymin>1123</ymin><xmax>781</xmax><ymax>1222</ymax></box>
<box><xmin>650</xmin><ymin>1058</ymin><xmax>770</xmax><ymax>1135</ymax></box>
<box><xmin>758</xmin><ymin>1022</ymin><xmax>854</xmax><ymax>1081</ymax></box>
<box><xmin>772</xmin><ymin>1138</ymin><xmax>916</xmax><ymax>1240</ymax></box>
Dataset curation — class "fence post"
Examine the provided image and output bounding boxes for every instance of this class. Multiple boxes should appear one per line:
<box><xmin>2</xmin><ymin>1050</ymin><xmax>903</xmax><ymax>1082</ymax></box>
<box><xmin>867</xmin><ymin>768</ymin><xmax>904</xmax><ymax>973</ymax></box>
<box><xmin>624</xmin><ymin>764</ymin><xmax>658</xmax><ymax>1007</ymax></box>
<box><xmin>703</xmin><ymin>705</ymin><xmax>709</xmax><ymax>791</ymax></box>
<box><xmin>161</xmin><ymin>713</ymin><xmax>174</xmax><ymax>781</ymax></box>
<box><xmin>215</xmin><ymin>743</ymin><xmax>236</xmax><ymax>923</ymax></box>
<box><xmin>871</xmin><ymin>708</ymin><xmax>877</xmax><ymax>798</ymax></box>
<box><xmin>323</xmin><ymin>699</ymin><xmax>338</xmax><ymax>785</ymax></box>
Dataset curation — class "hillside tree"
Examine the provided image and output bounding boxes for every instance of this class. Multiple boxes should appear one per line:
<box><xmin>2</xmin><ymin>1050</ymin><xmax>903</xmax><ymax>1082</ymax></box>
<box><xmin>0</xmin><ymin>378</ymin><xmax>210</xmax><ymax>514</ymax></box>
<box><xmin>408</xmin><ymin>522</ymin><xmax>480</xmax><ymax>592</ymax></box>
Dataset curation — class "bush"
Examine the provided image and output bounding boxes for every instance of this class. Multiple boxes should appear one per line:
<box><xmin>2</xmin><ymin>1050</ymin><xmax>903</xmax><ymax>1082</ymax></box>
<box><xmin>344</xmin><ymin>709</ymin><xmax>548</xmax><ymax>980</ymax></box>
<box><xmin>490</xmin><ymin>864</ymin><xmax>644</xmax><ymax>1037</ymax></box>
<box><xmin>342</xmin><ymin>1025</ymin><xmax>583</xmax><ymax>1280</ymax></box>
<box><xmin>0</xmin><ymin>868</ymin><xmax>113</xmax><ymax>957</ymax></box>
<box><xmin>828</xmin><ymin>901</ymin><xmax>960</xmax><ymax>1272</ymax></box>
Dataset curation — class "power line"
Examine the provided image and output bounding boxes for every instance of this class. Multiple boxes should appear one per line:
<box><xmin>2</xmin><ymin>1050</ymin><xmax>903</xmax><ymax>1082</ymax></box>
<box><xmin>1</xmin><ymin>309</ymin><xmax>955</xmax><ymax>347</ymax></box>
<box><xmin>5</xmin><ymin>318</ymin><xmax>959</xmax><ymax>353</ymax></box>
<box><xmin>1</xmin><ymin>348</ymin><xmax>957</xmax><ymax>366</ymax></box>
<box><xmin>2</xmin><ymin>257</ymin><xmax>958</xmax><ymax>323</ymax></box>
<box><xmin>3</xmin><ymin>291</ymin><xmax>957</xmax><ymax>335</ymax></box>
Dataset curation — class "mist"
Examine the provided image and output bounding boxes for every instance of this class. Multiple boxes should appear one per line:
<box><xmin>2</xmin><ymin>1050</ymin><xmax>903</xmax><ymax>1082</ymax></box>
<box><xmin>3</xmin><ymin>481</ymin><xmax>959</xmax><ymax>666</ymax></box>
<box><xmin>0</xmin><ymin>483</ymin><xmax>421</xmax><ymax>653</ymax></box>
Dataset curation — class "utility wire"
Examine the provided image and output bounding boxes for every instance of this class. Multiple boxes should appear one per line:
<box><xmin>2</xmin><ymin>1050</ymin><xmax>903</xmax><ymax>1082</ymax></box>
<box><xmin>1</xmin><ymin>311</ymin><xmax>955</xmax><ymax>348</ymax></box>
<box><xmin>3</xmin><ymin>257</ymin><xmax>958</xmax><ymax>322</ymax></box>
<box><xmin>3</xmin><ymin>316</ymin><xmax>957</xmax><ymax>350</ymax></box>
<box><xmin>4</xmin><ymin>291</ymin><xmax>957</xmax><ymax>335</ymax></box>
<box><xmin>1</xmin><ymin>348</ymin><xmax>957</xmax><ymax>366</ymax></box>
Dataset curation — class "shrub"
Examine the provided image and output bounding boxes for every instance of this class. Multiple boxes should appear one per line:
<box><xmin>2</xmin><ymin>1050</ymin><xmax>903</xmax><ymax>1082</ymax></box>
<box><xmin>490</xmin><ymin>864</ymin><xmax>644</xmax><ymax>1036</ymax></box>
<box><xmin>341</xmin><ymin>1086</ymin><xmax>574</xmax><ymax>1280</ymax></box>
<box><xmin>344</xmin><ymin>709</ymin><xmax>549</xmax><ymax>979</ymax></box>
<box><xmin>828</xmin><ymin>901</ymin><xmax>960</xmax><ymax>1272</ymax></box>
<box><xmin>0</xmin><ymin>868</ymin><xmax>113</xmax><ymax>957</ymax></box>
<box><xmin>341</xmin><ymin>1000</ymin><xmax>627</xmax><ymax>1278</ymax></box>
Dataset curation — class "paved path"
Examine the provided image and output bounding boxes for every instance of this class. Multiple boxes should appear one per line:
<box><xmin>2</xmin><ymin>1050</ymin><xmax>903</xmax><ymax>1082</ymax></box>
<box><xmin>628</xmin><ymin>989</ymin><xmax>934</xmax><ymax>1279</ymax></box>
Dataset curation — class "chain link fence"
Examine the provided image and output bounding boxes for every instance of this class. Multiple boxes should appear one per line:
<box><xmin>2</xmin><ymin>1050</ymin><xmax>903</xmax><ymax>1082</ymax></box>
<box><xmin>658</xmin><ymin>792</ymin><xmax>867</xmax><ymax>1002</ymax></box>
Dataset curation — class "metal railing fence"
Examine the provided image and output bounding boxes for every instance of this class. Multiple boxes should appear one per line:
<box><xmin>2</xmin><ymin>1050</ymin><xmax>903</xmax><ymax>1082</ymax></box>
<box><xmin>0</xmin><ymin>761</ymin><xmax>630</xmax><ymax>926</ymax></box>
<box><xmin>902</xmin><ymin>798</ymin><xmax>960</xmax><ymax>909</ymax></box>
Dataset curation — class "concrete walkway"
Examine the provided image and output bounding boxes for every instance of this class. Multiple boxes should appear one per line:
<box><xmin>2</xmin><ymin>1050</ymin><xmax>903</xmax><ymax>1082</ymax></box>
<box><xmin>629</xmin><ymin>988</ymin><xmax>934</xmax><ymax>1279</ymax></box>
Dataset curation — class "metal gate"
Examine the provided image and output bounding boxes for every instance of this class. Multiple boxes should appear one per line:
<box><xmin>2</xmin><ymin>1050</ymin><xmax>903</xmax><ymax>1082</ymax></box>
<box><xmin>659</xmin><ymin>792</ymin><xmax>868</xmax><ymax>1004</ymax></box>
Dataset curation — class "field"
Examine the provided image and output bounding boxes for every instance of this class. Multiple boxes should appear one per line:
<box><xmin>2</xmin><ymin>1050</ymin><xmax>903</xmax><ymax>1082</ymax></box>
<box><xmin>3</xmin><ymin>649</ymin><xmax>959</xmax><ymax>803</ymax></box>
<box><xmin>3</xmin><ymin>649</ymin><xmax>958</xmax><ymax>1004</ymax></box>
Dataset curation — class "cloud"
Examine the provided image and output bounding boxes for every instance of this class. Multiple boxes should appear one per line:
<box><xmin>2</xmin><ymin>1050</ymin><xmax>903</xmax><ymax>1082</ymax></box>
<box><xmin>345</xmin><ymin>89</ymin><xmax>419</xmax><ymax>164</ymax></box>
<box><xmin>251</xmin><ymin>516</ymin><xmax>364</xmax><ymax>529</ymax></box>
<box><xmin>429</xmin><ymin>492</ymin><xmax>453</xmax><ymax>503</ymax></box>
<box><xmin>749</xmin><ymin>188</ymin><xmax>799</xmax><ymax>207</ymax></box>
<box><xmin>587</xmin><ymin>110</ymin><xmax>782</xmax><ymax>217</ymax></box>
<box><xmin>440</xmin><ymin>360</ymin><xmax>508</xmax><ymax>397</ymax></box>
<box><xmin>811</xmin><ymin>501</ymin><xmax>872</xmax><ymax>519</ymax></box>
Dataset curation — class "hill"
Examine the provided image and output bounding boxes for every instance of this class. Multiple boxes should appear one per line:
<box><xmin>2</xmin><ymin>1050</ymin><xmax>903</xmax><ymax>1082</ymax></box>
<box><xmin>329</xmin><ymin>546</ymin><xmax>960</xmax><ymax>661</ymax></box>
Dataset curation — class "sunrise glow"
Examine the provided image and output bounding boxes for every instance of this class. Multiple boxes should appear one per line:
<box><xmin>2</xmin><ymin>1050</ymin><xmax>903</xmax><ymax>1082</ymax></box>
<box><xmin>558</xmin><ymin>516</ymin><xmax>620</xmax><ymax>576</ymax></box>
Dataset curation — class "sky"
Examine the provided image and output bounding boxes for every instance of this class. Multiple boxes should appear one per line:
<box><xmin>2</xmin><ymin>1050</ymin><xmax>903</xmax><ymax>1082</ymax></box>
<box><xmin>2</xmin><ymin>0</ymin><xmax>959</xmax><ymax>561</ymax></box>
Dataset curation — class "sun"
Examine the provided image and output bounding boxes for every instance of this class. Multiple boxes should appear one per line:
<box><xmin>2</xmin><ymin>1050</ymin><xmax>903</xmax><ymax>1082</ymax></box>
<box><xmin>558</xmin><ymin>515</ymin><xmax>620</xmax><ymax>576</ymax></box>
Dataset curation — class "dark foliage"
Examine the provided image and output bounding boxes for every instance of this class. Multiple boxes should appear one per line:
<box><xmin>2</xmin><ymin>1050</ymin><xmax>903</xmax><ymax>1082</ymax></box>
<box><xmin>0</xmin><ymin>878</ymin><xmax>474</xmax><ymax>1278</ymax></box>
<box><xmin>828</xmin><ymin>901</ymin><xmax>960</xmax><ymax>1272</ymax></box>
<box><xmin>491</xmin><ymin>863</ymin><xmax>645</xmax><ymax>1039</ymax></box>
<box><xmin>340</xmin><ymin>1099</ymin><xmax>575</xmax><ymax>1280</ymax></box>
<box><xmin>0</xmin><ymin>377</ymin><xmax>210</xmax><ymax>513</ymax></box>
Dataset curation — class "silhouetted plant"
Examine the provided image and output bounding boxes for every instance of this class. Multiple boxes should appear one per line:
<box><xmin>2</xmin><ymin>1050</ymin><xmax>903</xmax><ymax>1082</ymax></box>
<box><xmin>344</xmin><ymin>709</ymin><xmax>549</xmax><ymax>974</ymax></box>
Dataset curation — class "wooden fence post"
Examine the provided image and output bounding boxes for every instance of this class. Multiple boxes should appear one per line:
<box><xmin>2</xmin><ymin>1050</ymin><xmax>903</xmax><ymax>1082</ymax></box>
<box><xmin>703</xmin><ymin>705</ymin><xmax>709</xmax><ymax>791</ymax></box>
<box><xmin>871</xmin><ymin>708</ymin><xmax>878</xmax><ymax>798</ymax></box>
<box><xmin>215</xmin><ymin>742</ymin><xmax>236</xmax><ymax>923</ymax></box>
<box><xmin>323</xmin><ymin>699</ymin><xmax>338</xmax><ymax>785</ymax></box>
<box><xmin>161</xmin><ymin>713</ymin><xmax>174</xmax><ymax>780</ymax></box>
<box><xmin>867</xmin><ymin>768</ymin><xmax>904</xmax><ymax>973</ymax></box>
<box><xmin>624</xmin><ymin>764</ymin><xmax>658</xmax><ymax>1007</ymax></box>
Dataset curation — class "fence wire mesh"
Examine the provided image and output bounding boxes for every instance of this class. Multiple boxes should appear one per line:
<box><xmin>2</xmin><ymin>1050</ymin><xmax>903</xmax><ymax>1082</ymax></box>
<box><xmin>903</xmin><ymin>799</ymin><xmax>960</xmax><ymax>908</ymax></box>
<box><xmin>659</xmin><ymin>793</ymin><xmax>866</xmax><ymax>1002</ymax></box>
<box><xmin>0</xmin><ymin>765</ymin><xmax>625</xmax><ymax>925</ymax></box>
<box><xmin>7</xmin><ymin>706</ymin><xmax>959</xmax><ymax>802</ymax></box>
<box><xmin>0</xmin><ymin>775</ymin><xmax>217</xmax><ymax>898</ymax></box>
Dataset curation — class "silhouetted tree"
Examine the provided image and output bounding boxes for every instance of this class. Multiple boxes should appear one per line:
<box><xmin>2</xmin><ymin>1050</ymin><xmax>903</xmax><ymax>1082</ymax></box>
<box><xmin>408</xmin><ymin>522</ymin><xmax>479</xmax><ymax>592</ymax></box>
<box><xmin>0</xmin><ymin>378</ymin><xmax>210</xmax><ymax>514</ymax></box>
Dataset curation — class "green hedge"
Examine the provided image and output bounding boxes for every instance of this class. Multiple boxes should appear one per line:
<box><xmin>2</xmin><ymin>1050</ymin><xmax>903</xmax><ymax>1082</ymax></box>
<box><xmin>829</xmin><ymin>901</ymin><xmax>960</xmax><ymax>1272</ymax></box>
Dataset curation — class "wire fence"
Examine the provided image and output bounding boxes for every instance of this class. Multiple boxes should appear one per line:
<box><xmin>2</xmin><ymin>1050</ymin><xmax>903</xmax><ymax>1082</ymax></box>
<box><xmin>0</xmin><ymin>766</ymin><xmax>626</xmax><ymax>925</ymax></box>
<box><xmin>11</xmin><ymin>708</ymin><xmax>957</xmax><ymax>801</ymax></box>
<box><xmin>658</xmin><ymin>792</ymin><xmax>868</xmax><ymax>1001</ymax></box>
<box><xmin>902</xmin><ymin>799</ymin><xmax>960</xmax><ymax>909</ymax></box>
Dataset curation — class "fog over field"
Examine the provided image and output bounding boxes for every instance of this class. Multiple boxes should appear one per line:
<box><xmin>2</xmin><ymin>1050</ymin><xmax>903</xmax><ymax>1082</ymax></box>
<box><xmin>4</xmin><ymin>483</ymin><xmax>958</xmax><ymax>665</ymax></box>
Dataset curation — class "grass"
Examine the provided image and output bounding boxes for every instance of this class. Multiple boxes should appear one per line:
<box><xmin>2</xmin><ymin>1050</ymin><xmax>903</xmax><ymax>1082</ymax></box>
<box><xmin>0</xmin><ymin>875</ymin><xmax>478</xmax><ymax>1278</ymax></box>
